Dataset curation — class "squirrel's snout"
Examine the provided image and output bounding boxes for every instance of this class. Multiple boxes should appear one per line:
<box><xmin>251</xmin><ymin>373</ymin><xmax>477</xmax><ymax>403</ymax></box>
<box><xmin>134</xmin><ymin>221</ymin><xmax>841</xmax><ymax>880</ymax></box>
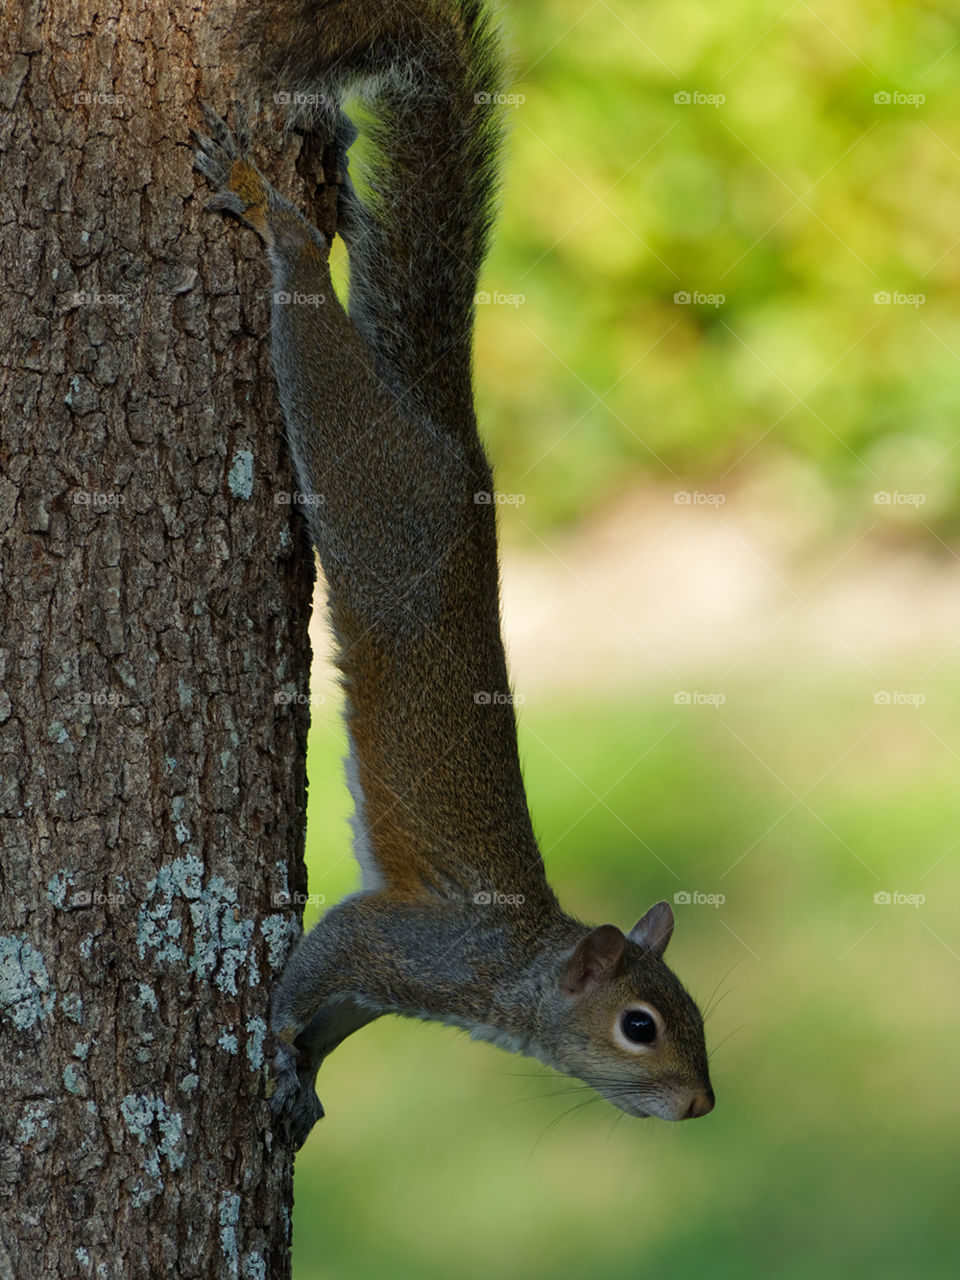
<box><xmin>684</xmin><ymin>1089</ymin><xmax>715</xmax><ymax>1119</ymax></box>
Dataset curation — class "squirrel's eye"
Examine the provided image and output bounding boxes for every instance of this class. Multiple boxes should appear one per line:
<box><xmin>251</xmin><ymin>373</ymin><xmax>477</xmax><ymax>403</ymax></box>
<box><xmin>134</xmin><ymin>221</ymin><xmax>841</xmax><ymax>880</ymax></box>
<box><xmin>621</xmin><ymin>1009</ymin><xmax>657</xmax><ymax>1044</ymax></box>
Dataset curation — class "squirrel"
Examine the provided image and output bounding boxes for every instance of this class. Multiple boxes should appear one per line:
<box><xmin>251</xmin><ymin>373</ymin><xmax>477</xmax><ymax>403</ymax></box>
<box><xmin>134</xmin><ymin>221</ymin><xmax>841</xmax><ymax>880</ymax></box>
<box><xmin>192</xmin><ymin>0</ymin><xmax>714</xmax><ymax>1149</ymax></box>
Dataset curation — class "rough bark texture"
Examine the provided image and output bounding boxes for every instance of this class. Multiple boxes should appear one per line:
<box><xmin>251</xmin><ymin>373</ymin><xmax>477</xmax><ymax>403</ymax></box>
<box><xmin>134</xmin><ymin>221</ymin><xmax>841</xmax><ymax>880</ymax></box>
<box><xmin>0</xmin><ymin>3</ymin><xmax>329</xmax><ymax>1276</ymax></box>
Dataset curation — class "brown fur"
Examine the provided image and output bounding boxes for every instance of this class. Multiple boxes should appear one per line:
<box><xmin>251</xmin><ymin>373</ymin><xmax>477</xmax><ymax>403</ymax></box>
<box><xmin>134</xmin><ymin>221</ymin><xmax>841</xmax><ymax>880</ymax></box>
<box><xmin>192</xmin><ymin>2</ymin><xmax>713</xmax><ymax>1149</ymax></box>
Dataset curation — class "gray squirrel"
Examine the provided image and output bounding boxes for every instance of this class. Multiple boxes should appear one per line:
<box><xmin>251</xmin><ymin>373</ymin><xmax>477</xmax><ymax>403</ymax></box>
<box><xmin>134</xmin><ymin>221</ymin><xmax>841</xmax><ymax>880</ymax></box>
<box><xmin>193</xmin><ymin>0</ymin><xmax>714</xmax><ymax>1149</ymax></box>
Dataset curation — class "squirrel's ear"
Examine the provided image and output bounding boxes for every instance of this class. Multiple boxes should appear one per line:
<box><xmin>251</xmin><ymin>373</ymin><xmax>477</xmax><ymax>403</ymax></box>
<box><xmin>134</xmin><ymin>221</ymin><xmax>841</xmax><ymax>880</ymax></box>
<box><xmin>628</xmin><ymin>901</ymin><xmax>674</xmax><ymax>959</ymax></box>
<box><xmin>562</xmin><ymin>925</ymin><xmax>626</xmax><ymax>995</ymax></box>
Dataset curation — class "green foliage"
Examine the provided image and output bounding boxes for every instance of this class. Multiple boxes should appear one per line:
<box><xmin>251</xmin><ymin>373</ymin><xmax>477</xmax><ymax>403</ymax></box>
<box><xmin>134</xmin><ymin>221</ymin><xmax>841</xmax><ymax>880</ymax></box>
<box><xmin>472</xmin><ymin>0</ymin><xmax>960</xmax><ymax>530</ymax></box>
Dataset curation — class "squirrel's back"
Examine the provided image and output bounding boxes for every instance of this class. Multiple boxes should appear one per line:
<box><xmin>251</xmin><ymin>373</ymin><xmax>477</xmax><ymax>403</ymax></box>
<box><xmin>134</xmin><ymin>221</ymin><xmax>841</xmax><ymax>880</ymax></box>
<box><xmin>235</xmin><ymin>2</ymin><xmax>550</xmax><ymax>907</ymax></box>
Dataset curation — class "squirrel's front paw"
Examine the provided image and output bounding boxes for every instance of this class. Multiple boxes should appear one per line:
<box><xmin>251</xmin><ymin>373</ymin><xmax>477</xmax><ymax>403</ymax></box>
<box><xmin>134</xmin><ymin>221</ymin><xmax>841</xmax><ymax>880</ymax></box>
<box><xmin>192</xmin><ymin>102</ymin><xmax>272</xmax><ymax>238</ymax></box>
<box><xmin>269</xmin><ymin>1041</ymin><xmax>325</xmax><ymax>1150</ymax></box>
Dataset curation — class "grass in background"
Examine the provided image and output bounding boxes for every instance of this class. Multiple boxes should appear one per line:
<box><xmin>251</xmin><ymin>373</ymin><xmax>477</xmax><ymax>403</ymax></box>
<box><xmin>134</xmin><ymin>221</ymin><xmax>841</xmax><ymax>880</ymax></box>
<box><xmin>293</xmin><ymin>673</ymin><xmax>959</xmax><ymax>1280</ymax></box>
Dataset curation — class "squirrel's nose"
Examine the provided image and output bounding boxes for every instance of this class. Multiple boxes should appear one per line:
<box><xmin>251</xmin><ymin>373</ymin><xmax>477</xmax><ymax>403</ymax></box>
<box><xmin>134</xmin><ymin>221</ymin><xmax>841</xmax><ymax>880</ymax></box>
<box><xmin>684</xmin><ymin>1089</ymin><xmax>715</xmax><ymax>1119</ymax></box>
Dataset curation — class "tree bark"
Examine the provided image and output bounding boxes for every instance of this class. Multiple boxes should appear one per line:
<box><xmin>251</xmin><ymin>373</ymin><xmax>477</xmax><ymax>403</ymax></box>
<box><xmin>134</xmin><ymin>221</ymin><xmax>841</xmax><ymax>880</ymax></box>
<box><xmin>0</xmin><ymin>3</ymin><xmax>321</xmax><ymax>1276</ymax></box>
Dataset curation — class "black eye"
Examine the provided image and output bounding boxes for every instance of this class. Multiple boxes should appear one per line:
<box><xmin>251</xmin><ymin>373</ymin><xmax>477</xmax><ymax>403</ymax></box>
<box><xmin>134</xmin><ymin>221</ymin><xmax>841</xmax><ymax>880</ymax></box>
<box><xmin>621</xmin><ymin>1009</ymin><xmax>657</xmax><ymax>1044</ymax></box>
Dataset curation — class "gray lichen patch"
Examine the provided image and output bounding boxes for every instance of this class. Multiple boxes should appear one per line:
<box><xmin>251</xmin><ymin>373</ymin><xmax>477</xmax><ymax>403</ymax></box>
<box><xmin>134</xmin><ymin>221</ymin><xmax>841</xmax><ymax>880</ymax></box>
<box><xmin>245</xmin><ymin>1017</ymin><xmax>267</xmax><ymax>1070</ymax></box>
<box><xmin>242</xmin><ymin>1253</ymin><xmax>267</xmax><ymax>1280</ymax></box>
<box><xmin>135</xmin><ymin>983</ymin><xmax>158</xmax><ymax>1013</ymax></box>
<box><xmin>16</xmin><ymin>1101</ymin><xmax>55</xmax><ymax>1145</ymax></box>
<box><xmin>46</xmin><ymin>869</ymin><xmax>76</xmax><ymax>907</ymax></box>
<box><xmin>219</xmin><ymin>1191</ymin><xmax>241</xmax><ymax>1274</ymax></box>
<box><xmin>120</xmin><ymin>1093</ymin><xmax>186</xmax><ymax>1186</ymax></box>
<box><xmin>218</xmin><ymin>1030</ymin><xmax>239</xmax><ymax>1054</ymax></box>
<box><xmin>260</xmin><ymin>914</ymin><xmax>297</xmax><ymax>972</ymax></box>
<box><xmin>227</xmin><ymin>449</ymin><xmax>254</xmax><ymax>500</ymax></box>
<box><xmin>63</xmin><ymin>1062</ymin><xmax>87</xmax><ymax>1096</ymax></box>
<box><xmin>136</xmin><ymin>855</ymin><xmax>259</xmax><ymax>993</ymax></box>
<box><xmin>0</xmin><ymin>935</ymin><xmax>55</xmax><ymax>1029</ymax></box>
<box><xmin>62</xmin><ymin>992</ymin><xmax>84</xmax><ymax>1023</ymax></box>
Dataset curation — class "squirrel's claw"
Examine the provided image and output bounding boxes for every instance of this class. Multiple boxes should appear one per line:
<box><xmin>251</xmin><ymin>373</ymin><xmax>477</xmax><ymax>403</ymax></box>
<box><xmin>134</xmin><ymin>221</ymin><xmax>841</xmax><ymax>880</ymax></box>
<box><xmin>191</xmin><ymin>103</ymin><xmax>239</xmax><ymax>186</ymax></box>
<box><xmin>198</xmin><ymin>101</ymin><xmax>240</xmax><ymax>154</ymax></box>
<box><xmin>270</xmin><ymin>1042</ymin><xmax>325</xmax><ymax>1151</ymax></box>
<box><xmin>192</xmin><ymin>103</ymin><xmax>274</xmax><ymax>240</ymax></box>
<box><xmin>204</xmin><ymin>190</ymin><xmax>249</xmax><ymax>218</ymax></box>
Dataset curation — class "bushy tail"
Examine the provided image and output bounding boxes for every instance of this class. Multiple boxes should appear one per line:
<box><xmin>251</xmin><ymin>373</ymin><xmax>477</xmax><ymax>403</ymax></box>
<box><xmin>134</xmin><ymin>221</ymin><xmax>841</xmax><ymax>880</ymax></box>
<box><xmin>245</xmin><ymin>0</ymin><xmax>506</xmax><ymax>436</ymax></box>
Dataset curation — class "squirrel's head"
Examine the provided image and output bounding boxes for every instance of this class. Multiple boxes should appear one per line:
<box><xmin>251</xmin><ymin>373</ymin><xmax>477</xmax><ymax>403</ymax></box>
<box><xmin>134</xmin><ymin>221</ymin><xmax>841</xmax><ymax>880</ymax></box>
<box><xmin>546</xmin><ymin>902</ymin><xmax>714</xmax><ymax>1121</ymax></box>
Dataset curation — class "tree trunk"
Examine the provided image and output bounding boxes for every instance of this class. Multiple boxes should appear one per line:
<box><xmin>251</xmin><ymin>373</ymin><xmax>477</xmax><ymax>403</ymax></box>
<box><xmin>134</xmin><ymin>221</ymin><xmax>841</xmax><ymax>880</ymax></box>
<box><xmin>0</xmin><ymin>3</ymin><xmax>321</xmax><ymax>1276</ymax></box>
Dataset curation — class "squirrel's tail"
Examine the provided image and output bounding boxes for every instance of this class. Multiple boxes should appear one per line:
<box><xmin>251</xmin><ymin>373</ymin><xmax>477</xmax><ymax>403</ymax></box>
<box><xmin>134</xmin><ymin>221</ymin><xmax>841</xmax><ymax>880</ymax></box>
<box><xmin>246</xmin><ymin>0</ymin><xmax>506</xmax><ymax>435</ymax></box>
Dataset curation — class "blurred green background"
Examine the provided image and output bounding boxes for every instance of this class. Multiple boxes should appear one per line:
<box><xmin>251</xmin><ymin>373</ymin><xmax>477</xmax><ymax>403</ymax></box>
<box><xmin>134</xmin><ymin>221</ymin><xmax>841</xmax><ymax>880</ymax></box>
<box><xmin>295</xmin><ymin>2</ymin><xmax>959</xmax><ymax>1277</ymax></box>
